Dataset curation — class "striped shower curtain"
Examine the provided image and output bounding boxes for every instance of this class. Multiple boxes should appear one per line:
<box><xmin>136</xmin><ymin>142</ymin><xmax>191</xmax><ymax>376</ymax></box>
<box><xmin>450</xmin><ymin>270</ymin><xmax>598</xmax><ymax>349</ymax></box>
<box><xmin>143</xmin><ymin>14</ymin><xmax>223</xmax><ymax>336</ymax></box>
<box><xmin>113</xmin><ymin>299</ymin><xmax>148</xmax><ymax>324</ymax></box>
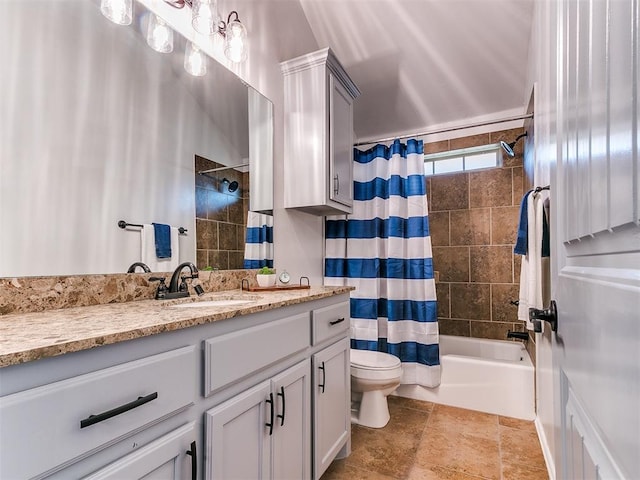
<box><xmin>243</xmin><ymin>212</ymin><xmax>273</xmax><ymax>269</ymax></box>
<box><xmin>324</xmin><ymin>139</ymin><xmax>440</xmax><ymax>387</ymax></box>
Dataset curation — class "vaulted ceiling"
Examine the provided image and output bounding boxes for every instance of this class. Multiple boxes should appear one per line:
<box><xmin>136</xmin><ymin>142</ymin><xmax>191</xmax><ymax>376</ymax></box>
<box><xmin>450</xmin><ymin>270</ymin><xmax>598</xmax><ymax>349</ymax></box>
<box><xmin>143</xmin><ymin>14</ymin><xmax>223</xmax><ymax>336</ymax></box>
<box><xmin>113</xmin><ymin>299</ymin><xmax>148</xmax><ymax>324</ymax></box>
<box><xmin>298</xmin><ymin>0</ymin><xmax>535</xmax><ymax>143</ymax></box>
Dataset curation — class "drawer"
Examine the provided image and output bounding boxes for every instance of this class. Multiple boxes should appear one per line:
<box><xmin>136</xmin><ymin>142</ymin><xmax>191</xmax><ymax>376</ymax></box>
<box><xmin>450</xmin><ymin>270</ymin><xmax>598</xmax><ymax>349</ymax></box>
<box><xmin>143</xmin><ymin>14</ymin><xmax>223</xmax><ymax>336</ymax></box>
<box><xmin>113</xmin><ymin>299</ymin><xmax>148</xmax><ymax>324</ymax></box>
<box><xmin>204</xmin><ymin>312</ymin><xmax>310</xmax><ymax>396</ymax></box>
<box><xmin>312</xmin><ymin>301</ymin><xmax>350</xmax><ymax>345</ymax></box>
<box><xmin>0</xmin><ymin>346</ymin><xmax>196</xmax><ymax>480</ymax></box>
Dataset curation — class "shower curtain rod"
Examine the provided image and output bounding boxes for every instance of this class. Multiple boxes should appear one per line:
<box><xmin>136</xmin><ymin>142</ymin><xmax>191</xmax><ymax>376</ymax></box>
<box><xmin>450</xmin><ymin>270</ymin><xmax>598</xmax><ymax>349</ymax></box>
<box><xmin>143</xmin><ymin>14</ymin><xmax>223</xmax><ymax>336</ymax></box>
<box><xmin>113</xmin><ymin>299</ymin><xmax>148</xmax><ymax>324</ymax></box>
<box><xmin>353</xmin><ymin>113</ymin><xmax>534</xmax><ymax>147</ymax></box>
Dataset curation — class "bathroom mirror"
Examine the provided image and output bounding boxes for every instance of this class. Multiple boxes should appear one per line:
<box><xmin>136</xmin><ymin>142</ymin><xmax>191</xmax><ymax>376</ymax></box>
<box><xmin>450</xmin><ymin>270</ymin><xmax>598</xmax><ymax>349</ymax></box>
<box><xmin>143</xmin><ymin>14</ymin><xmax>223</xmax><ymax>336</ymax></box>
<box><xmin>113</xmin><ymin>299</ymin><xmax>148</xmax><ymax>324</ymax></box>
<box><xmin>0</xmin><ymin>0</ymin><xmax>273</xmax><ymax>277</ymax></box>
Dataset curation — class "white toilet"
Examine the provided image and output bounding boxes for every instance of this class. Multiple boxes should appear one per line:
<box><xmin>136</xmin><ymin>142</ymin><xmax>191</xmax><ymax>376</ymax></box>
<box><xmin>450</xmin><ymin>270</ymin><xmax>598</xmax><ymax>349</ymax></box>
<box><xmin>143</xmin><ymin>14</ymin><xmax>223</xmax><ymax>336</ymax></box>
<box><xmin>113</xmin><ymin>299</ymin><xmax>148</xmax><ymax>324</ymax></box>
<box><xmin>350</xmin><ymin>349</ymin><xmax>402</xmax><ymax>428</ymax></box>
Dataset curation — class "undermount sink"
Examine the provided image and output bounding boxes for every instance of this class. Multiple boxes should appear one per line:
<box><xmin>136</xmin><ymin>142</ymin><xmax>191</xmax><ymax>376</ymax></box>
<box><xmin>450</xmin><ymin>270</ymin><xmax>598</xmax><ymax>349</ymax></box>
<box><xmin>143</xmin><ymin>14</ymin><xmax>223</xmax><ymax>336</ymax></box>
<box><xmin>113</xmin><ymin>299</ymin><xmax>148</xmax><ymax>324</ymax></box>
<box><xmin>170</xmin><ymin>299</ymin><xmax>257</xmax><ymax>308</ymax></box>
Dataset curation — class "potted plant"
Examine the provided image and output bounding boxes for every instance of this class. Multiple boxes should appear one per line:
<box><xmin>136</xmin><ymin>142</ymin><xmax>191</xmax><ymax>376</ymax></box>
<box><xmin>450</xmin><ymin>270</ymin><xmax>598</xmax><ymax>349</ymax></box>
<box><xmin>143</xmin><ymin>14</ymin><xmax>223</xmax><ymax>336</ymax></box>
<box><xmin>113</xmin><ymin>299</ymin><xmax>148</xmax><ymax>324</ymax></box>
<box><xmin>256</xmin><ymin>266</ymin><xmax>276</xmax><ymax>287</ymax></box>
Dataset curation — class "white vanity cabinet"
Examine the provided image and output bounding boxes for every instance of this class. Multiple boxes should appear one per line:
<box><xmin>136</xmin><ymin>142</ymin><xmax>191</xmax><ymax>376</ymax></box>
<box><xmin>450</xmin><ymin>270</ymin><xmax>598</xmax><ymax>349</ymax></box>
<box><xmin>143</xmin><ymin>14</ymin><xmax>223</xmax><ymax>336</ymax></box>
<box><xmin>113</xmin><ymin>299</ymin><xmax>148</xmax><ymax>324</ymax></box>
<box><xmin>281</xmin><ymin>48</ymin><xmax>361</xmax><ymax>215</ymax></box>
<box><xmin>205</xmin><ymin>360</ymin><xmax>311</xmax><ymax>480</ymax></box>
<box><xmin>0</xmin><ymin>292</ymin><xmax>351</xmax><ymax>480</ymax></box>
<box><xmin>82</xmin><ymin>422</ymin><xmax>198</xmax><ymax>480</ymax></box>
<box><xmin>311</xmin><ymin>302</ymin><xmax>351</xmax><ymax>479</ymax></box>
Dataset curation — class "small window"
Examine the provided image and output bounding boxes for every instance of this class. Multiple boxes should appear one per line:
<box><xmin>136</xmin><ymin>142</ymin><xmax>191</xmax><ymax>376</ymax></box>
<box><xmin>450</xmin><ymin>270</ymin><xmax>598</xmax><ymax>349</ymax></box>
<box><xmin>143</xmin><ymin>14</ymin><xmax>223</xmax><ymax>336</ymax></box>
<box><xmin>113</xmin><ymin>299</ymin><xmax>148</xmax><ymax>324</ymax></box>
<box><xmin>424</xmin><ymin>143</ymin><xmax>502</xmax><ymax>176</ymax></box>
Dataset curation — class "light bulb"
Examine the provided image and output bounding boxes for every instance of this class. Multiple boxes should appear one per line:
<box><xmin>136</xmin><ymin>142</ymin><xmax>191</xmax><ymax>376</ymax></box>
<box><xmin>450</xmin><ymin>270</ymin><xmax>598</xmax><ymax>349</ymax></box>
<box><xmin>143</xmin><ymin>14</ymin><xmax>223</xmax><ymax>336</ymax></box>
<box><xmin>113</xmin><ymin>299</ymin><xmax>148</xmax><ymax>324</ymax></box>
<box><xmin>100</xmin><ymin>0</ymin><xmax>132</xmax><ymax>25</ymax></box>
<box><xmin>184</xmin><ymin>42</ymin><xmax>207</xmax><ymax>76</ymax></box>
<box><xmin>191</xmin><ymin>0</ymin><xmax>218</xmax><ymax>35</ymax></box>
<box><xmin>146</xmin><ymin>14</ymin><xmax>173</xmax><ymax>53</ymax></box>
<box><xmin>223</xmin><ymin>19</ymin><xmax>247</xmax><ymax>63</ymax></box>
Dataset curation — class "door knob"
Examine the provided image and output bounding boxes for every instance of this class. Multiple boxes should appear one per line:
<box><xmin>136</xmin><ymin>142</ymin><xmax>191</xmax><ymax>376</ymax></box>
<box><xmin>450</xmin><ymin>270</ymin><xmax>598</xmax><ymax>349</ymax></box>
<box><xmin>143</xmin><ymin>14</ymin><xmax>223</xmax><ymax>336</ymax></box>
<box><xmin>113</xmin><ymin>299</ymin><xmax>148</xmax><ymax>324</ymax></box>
<box><xmin>529</xmin><ymin>300</ymin><xmax>558</xmax><ymax>332</ymax></box>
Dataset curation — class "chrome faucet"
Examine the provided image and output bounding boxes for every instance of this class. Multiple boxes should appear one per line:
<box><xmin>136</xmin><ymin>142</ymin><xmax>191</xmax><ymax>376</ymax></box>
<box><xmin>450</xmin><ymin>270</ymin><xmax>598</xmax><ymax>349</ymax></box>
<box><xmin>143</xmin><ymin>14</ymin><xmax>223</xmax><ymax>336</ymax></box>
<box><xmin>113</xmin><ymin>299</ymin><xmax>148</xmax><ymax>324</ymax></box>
<box><xmin>168</xmin><ymin>262</ymin><xmax>205</xmax><ymax>298</ymax></box>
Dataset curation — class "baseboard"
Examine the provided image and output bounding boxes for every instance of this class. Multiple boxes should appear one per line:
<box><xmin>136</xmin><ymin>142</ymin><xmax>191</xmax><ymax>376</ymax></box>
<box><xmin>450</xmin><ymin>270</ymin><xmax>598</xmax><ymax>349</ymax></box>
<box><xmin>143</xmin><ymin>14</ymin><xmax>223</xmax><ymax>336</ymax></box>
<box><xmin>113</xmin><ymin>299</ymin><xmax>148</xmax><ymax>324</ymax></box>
<box><xmin>535</xmin><ymin>416</ymin><xmax>556</xmax><ymax>480</ymax></box>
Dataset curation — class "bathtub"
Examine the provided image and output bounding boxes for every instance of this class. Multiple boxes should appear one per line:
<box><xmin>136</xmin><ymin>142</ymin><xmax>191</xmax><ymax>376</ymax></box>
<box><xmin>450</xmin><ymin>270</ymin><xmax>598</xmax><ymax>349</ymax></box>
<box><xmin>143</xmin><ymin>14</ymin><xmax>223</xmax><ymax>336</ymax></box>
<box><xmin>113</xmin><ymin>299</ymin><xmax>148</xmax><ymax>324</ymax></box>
<box><xmin>395</xmin><ymin>335</ymin><xmax>535</xmax><ymax>420</ymax></box>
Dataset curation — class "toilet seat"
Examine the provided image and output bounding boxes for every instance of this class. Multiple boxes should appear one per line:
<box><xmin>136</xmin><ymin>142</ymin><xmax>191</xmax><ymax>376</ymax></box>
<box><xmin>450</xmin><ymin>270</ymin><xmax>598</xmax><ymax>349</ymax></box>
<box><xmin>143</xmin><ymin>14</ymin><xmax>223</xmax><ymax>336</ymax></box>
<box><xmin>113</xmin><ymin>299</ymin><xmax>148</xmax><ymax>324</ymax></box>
<box><xmin>350</xmin><ymin>349</ymin><xmax>401</xmax><ymax>371</ymax></box>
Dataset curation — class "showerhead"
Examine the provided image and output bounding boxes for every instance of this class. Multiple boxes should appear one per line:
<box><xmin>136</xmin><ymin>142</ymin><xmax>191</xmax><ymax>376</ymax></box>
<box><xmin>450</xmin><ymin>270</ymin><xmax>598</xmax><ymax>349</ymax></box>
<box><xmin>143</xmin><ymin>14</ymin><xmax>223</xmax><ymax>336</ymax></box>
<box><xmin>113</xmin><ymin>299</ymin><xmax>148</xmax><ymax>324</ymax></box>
<box><xmin>222</xmin><ymin>178</ymin><xmax>239</xmax><ymax>193</ymax></box>
<box><xmin>500</xmin><ymin>132</ymin><xmax>528</xmax><ymax>158</ymax></box>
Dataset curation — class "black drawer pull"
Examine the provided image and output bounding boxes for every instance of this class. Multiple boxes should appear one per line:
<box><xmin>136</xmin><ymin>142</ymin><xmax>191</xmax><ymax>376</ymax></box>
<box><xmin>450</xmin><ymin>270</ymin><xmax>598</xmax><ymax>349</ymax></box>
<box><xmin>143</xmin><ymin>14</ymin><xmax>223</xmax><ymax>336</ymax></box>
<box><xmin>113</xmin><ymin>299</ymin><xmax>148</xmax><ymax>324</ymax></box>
<box><xmin>319</xmin><ymin>362</ymin><xmax>326</xmax><ymax>393</ymax></box>
<box><xmin>265</xmin><ymin>392</ymin><xmax>274</xmax><ymax>435</ymax></box>
<box><xmin>80</xmin><ymin>392</ymin><xmax>158</xmax><ymax>429</ymax></box>
<box><xmin>329</xmin><ymin>317</ymin><xmax>345</xmax><ymax>326</ymax></box>
<box><xmin>277</xmin><ymin>386</ymin><xmax>286</xmax><ymax>427</ymax></box>
<box><xmin>186</xmin><ymin>441</ymin><xmax>197</xmax><ymax>480</ymax></box>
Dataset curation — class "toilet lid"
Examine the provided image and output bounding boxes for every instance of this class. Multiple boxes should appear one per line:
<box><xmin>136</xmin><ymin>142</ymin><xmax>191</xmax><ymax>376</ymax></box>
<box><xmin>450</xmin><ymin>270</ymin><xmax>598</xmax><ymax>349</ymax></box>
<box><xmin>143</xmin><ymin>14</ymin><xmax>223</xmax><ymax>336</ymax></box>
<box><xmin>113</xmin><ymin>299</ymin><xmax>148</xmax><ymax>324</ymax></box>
<box><xmin>350</xmin><ymin>349</ymin><xmax>401</xmax><ymax>370</ymax></box>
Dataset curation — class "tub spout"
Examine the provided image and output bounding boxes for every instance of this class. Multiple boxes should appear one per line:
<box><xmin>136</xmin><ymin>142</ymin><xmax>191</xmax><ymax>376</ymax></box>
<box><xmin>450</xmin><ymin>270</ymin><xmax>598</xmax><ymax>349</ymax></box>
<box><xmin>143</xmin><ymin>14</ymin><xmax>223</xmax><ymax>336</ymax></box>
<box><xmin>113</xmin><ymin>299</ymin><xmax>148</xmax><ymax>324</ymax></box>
<box><xmin>507</xmin><ymin>331</ymin><xmax>529</xmax><ymax>341</ymax></box>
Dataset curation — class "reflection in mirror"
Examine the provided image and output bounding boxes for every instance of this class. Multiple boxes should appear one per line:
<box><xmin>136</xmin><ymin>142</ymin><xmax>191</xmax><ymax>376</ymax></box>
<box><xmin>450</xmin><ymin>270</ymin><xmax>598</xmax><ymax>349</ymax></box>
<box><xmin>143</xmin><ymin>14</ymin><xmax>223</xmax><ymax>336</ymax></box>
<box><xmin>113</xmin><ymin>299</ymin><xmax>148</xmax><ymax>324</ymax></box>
<box><xmin>0</xmin><ymin>0</ymin><xmax>273</xmax><ymax>277</ymax></box>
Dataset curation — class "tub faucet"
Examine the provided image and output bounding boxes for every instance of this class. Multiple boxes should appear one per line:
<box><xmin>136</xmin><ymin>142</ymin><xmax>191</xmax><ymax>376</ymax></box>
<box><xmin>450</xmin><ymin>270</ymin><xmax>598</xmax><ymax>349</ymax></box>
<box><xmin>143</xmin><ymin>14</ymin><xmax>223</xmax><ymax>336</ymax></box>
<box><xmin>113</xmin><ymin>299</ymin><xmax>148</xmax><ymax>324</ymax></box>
<box><xmin>507</xmin><ymin>331</ymin><xmax>529</xmax><ymax>341</ymax></box>
<box><xmin>168</xmin><ymin>262</ymin><xmax>205</xmax><ymax>298</ymax></box>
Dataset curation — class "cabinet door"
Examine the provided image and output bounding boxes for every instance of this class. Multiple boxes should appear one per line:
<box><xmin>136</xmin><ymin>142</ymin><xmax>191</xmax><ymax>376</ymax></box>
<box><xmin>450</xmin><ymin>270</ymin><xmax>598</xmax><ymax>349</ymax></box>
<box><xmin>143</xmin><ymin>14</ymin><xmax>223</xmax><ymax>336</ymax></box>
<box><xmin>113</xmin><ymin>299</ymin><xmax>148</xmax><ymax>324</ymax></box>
<box><xmin>205</xmin><ymin>381</ymin><xmax>272</xmax><ymax>480</ymax></box>
<box><xmin>312</xmin><ymin>337</ymin><xmax>350</xmax><ymax>479</ymax></box>
<box><xmin>329</xmin><ymin>73</ymin><xmax>354</xmax><ymax>208</ymax></box>
<box><xmin>271</xmin><ymin>360</ymin><xmax>311</xmax><ymax>480</ymax></box>
<box><xmin>82</xmin><ymin>423</ymin><xmax>197</xmax><ymax>480</ymax></box>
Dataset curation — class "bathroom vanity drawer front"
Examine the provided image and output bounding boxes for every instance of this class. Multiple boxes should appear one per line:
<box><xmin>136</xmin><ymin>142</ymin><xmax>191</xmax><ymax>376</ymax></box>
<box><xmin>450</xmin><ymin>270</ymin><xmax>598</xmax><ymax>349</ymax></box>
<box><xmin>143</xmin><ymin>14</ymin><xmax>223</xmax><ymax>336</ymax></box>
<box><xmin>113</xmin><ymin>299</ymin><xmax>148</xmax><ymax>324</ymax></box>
<box><xmin>0</xmin><ymin>346</ymin><xmax>197</xmax><ymax>480</ymax></box>
<box><xmin>312</xmin><ymin>301</ymin><xmax>350</xmax><ymax>345</ymax></box>
<box><xmin>204</xmin><ymin>312</ymin><xmax>310</xmax><ymax>396</ymax></box>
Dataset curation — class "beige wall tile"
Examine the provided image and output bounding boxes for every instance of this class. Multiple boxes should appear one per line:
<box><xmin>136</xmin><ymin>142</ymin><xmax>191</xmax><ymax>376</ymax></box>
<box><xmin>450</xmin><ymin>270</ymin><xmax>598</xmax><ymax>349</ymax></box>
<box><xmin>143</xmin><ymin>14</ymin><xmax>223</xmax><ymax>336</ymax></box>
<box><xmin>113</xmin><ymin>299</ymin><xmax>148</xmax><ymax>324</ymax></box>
<box><xmin>512</xmin><ymin>167</ymin><xmax>524</xmax><ymax>206</ymax></box>
<box><xmin>218</xmin><ymin>222</ymin><xmax>238</xmax><ymax>250</ymax></box>
<box><xmin>469</xmin><ymin>320</ymin><xmax>513</xmax><ymax>340</ymax></box>
<box><xmin>429</xmin><ymin>211</ymin><xmax>450</xmax><ymax>246</ymax></box>
<box><xmin>196</xmin><ymin>249</ymin><xmax>208</xmax><ymax>270</ymax></box>
<box><xmin>424</xmin><ymin>139</ymin><xmax>450</xmax><ymax>154</ymax></box>
<box><xmin>430</xmin><ymin>174</ymin><xmax>469</xmax><ymax>211</ymax></box>
<box><xmin>491</xmin><ymin>284</ymin><xmax>520</xmax><ymax>322</ymax></box>
<box><xmin>514</xmin><ymin>253</ymin><xmax>522</xmax><ymax>284</ymax></box>
<box><xmin>433</xmin><ymin>247</ymin><xmax>470</xmax><ymax>282</ymax></box>
<box><xmin>470</xmin><ymin>246</ymin><xmax>513</xmax><ymax>283</ymax></box>
<box><xmin>450</xmin><ymin>283</ymin><xmax>490</xmax><ymax>320</ymax></box>
<box><xmin>491</xmin><ymin>206</ymin><xmax>520</xmax><ymax>245</ymax></box>
<box><xmin>436</xmin><ymin>282</ymin><xmax>450</xmax><ymax>318</ymax></box>
<box><xmin>450</xmin><ymin>133</ymin><xmax>491</xmax><ymax>150</ymax></box>
<box><xmin>438</xmin><ymin>318</ymin><xmax>470</xmax><ymax>337</ymax></box>
<box><xmin>469</xmin><ymin>168</ymin><xmax>513</xmax><ymax>208</ymax></box>
<box><xmin>450</xmin><ymin>208</ymin><xmax>491</xmax><ymax>246</ymax></box>
<box><xmin>208</xmin><ymin>250</ymin><xmax>229</xmax><ymax>270</ymax></box>
<box><xmin>196</xmin><ymin>219</ymin><xmax>218</xmax><ymax>250</ymax></box>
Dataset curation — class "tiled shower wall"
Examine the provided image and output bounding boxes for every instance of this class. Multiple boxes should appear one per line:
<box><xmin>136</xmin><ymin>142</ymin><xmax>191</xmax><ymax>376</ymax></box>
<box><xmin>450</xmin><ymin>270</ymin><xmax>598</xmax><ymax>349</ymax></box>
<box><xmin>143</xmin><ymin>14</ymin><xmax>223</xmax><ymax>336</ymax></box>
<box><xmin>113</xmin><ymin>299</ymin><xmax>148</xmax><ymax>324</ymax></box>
<box><xmin>194</xmin><ymin>155</ymin><xmax>250</xmax><ymax>270</ymax></box>
<box><xmin>427</xmin><ymin>129</ymin><xmax>527</xmax><ymax>341</ymax></box>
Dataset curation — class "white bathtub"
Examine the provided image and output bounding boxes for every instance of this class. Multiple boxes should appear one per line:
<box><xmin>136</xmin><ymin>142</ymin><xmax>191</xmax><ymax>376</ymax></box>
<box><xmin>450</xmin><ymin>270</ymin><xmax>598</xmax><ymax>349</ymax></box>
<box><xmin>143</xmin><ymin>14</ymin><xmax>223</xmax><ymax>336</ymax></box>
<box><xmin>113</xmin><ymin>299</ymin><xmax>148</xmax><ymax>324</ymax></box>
<box><xmin>395</xmin><ymin>335</ymin><xmax>535</xmax><ymax>420</ymax></box>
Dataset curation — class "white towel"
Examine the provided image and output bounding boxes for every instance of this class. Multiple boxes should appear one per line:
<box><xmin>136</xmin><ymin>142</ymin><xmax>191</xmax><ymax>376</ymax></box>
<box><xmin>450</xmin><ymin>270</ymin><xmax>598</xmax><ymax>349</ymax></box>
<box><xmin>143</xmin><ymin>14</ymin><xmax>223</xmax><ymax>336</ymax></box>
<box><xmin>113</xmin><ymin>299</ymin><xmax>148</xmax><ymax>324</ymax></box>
<box><xmin>518</xmin><ymin>190</ymin><xmax>550</xmax><ymax>330</ymax></box>
<box><xmin>141</xmin><ymin>224</ymin><xmax>180</xmax><ymax>273</ymax></box>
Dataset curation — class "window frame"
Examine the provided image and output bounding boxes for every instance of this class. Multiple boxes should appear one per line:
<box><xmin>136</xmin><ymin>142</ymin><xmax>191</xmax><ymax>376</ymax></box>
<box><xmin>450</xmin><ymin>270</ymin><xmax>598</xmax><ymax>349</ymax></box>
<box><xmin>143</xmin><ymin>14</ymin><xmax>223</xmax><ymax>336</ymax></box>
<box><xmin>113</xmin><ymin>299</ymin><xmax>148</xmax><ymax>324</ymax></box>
<box><xmin>424</xmin><ymin>143</ymin><xmax>503</xmax><ymax>176</ymax></box>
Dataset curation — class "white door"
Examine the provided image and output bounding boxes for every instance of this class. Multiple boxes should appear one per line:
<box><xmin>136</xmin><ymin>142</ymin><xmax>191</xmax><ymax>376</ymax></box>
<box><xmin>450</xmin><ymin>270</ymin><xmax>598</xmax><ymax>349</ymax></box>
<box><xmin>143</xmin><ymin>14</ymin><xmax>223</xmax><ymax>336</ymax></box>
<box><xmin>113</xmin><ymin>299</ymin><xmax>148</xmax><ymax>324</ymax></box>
<box><xmin>271</xmin><ymin>360</ymin><xmax>311</xmax><ymax>480</ymax></box>
<box><xmin>313</xmin><ymin>337</ymin><xmax>350</xmax><ymax>480</ymax></box>
<box><xmin>205</xmin><ymin>381</ymin><xmax>272</xmax><ymax>480</ymax></box>
<box><xmin>553</xmin><ymin>0</ymin><xmax>639</xmax><ymax>478</ymax></box>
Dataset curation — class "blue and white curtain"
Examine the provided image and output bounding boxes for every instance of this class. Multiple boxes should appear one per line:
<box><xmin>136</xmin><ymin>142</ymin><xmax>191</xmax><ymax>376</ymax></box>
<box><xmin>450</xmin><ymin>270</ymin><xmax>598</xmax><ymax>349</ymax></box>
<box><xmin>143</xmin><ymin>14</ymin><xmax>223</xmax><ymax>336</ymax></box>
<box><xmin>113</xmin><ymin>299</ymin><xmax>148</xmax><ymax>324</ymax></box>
<box><xmin>324</xmin><ymin>139</ymin><xmax>440</xmax><ymax>387</ymax></box>
<box><xmin>243</xmin><ymin>212</ymin><xmax>273</xmax><ymax>269</ymax></box>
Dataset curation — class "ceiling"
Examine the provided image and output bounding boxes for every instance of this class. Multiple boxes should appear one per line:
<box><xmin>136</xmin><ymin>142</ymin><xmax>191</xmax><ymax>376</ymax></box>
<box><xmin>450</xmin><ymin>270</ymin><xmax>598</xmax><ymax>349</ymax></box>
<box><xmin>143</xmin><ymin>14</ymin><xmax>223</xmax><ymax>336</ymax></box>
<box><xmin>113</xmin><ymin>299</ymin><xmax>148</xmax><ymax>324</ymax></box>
<box><xmin>298</xmin><ymin>0</ymin><xmax>535</xmax><ymax>143</ymax></box>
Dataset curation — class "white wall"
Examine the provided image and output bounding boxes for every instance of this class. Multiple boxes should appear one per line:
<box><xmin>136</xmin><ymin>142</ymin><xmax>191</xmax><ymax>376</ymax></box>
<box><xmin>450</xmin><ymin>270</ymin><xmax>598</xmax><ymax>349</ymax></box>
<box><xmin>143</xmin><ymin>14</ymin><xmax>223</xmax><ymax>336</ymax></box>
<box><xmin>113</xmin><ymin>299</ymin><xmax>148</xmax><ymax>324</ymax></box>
<box><xmin>0</xmin><ymin>0</ymin><xmax>321</xmax><ymax>279</ymax></box>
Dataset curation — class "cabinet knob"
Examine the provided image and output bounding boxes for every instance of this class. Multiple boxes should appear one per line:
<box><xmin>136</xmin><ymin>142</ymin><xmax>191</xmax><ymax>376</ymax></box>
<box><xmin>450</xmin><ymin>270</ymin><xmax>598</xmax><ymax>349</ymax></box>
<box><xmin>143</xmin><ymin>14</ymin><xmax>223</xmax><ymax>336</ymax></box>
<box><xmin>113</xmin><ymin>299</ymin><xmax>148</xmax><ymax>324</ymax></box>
<box><xmin>265</xmin><ymin>392</ymin><xmax>275</xmax><ymax>435</ymax></box>
<box><xmin>277</xmin><ymin>386</ymin><xmax>286</xmax><ymax>427</ymax></box>
<box><xmin>334</xmin><ymin>174</ymin><xmax>340</xmax><ymax>195</ymax></box>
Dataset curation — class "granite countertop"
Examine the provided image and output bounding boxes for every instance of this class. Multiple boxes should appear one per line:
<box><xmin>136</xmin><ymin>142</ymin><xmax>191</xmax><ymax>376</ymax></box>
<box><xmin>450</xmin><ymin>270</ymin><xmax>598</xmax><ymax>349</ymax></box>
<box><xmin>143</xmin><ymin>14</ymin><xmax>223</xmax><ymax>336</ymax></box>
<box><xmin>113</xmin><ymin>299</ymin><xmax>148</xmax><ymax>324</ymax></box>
<box><xmin>0</xmin><ymin>286</ymin><xmax>354</xmax><ymax>368</ymax></box>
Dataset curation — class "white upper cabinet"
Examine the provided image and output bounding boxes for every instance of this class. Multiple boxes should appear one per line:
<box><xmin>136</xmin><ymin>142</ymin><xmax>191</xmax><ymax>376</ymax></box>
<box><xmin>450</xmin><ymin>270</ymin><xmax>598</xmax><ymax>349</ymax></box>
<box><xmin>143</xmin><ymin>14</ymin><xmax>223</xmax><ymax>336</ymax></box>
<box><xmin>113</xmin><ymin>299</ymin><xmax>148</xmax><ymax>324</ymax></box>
<box><xmin>281</xmin><ymin>48</ymin><xmax>360</xmax><ymax>215</ymax></box>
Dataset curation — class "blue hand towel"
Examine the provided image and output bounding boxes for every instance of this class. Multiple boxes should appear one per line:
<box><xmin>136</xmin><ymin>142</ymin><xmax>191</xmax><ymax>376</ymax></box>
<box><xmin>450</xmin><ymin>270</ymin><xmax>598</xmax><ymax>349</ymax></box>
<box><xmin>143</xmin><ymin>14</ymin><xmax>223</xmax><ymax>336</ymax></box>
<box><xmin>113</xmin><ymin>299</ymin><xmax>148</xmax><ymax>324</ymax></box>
<box><xmin>514</xmin><ymin>190</ymin><xmax>533</xmax><ymax>255</ymax></box>
<box><xmin>152</xmin><ymin>223</ymin><xmax>172</xmax><ymax>259</ymax></box>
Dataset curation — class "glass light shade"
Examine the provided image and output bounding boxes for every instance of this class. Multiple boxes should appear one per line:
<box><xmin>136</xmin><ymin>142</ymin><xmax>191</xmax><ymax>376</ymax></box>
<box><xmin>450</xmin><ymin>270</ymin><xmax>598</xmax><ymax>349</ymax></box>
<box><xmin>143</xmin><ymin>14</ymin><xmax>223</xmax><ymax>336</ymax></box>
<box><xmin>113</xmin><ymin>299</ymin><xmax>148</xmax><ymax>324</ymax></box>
<box><xmin>100</xmin><ymin>0</ymin><xmax>132</xmax><ymax>25</ymax></box>
<box><xmin>146</xmin><ymin>14</ymin><xmax>173</xmax><ymax>53</ymax></box>
<box><xmin>191</xmin><ymin>0</ymin><xmax>218</xmax><ymax>35</ymax></box>
<box><xmin>184</xmin><ymin>42</ymin><xmax>207</xmax><ymax>76</ymax></box>
<box><xmin>224</xmin><ymin>19</ymin><xmax>247</xmax><ymax>63</ymax></box>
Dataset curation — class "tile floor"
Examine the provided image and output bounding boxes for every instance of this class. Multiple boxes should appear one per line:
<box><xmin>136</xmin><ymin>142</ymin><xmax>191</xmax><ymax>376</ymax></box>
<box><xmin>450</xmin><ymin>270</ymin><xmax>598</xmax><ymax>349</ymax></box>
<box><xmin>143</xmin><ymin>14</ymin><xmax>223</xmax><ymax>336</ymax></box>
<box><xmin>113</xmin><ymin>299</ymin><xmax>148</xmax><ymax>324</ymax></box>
<box><xmin>321</xmin><ymin>396</ymin><xmax>549</xmax><ymax>480</ymax></box>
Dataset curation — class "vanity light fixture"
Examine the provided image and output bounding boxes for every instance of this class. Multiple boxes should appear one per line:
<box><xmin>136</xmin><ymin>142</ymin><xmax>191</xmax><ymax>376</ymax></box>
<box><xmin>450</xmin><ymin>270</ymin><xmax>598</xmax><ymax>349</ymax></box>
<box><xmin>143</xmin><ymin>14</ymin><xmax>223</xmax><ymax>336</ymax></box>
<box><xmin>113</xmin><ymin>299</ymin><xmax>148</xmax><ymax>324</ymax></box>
<box><xmin>147</xmin><ymin>14</ymin><xmax>174</xmax><ymax>53</ymax></box>
<box><xmin>218</xmin><ymin>11</ymin><xmax>247</xmax><ymax>63</ymax></box>
<box><xmin>184</xmin><ymin>41</ymin><xmax>207</xmax><ymax>76</ymax></box>
<box><xmin>163</xmin><ymin>0</ymin><xmax>219</xmax><ymax>36</ymax></box>
<box><xmin>100</xmin><ymin>0</ymin><xmax>132</xmax><ymax>25</ymax></box>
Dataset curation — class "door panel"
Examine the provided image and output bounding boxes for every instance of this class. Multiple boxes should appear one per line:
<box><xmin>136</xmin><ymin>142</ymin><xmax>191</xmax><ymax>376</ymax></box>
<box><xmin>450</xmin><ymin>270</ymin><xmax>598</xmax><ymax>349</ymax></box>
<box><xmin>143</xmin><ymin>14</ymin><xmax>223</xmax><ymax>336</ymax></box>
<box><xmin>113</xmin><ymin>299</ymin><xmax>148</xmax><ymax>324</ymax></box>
<box><xmin>555</xmin><ymin>0</ymin><xmax>640</xmax><ymax>479</ymax></box>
